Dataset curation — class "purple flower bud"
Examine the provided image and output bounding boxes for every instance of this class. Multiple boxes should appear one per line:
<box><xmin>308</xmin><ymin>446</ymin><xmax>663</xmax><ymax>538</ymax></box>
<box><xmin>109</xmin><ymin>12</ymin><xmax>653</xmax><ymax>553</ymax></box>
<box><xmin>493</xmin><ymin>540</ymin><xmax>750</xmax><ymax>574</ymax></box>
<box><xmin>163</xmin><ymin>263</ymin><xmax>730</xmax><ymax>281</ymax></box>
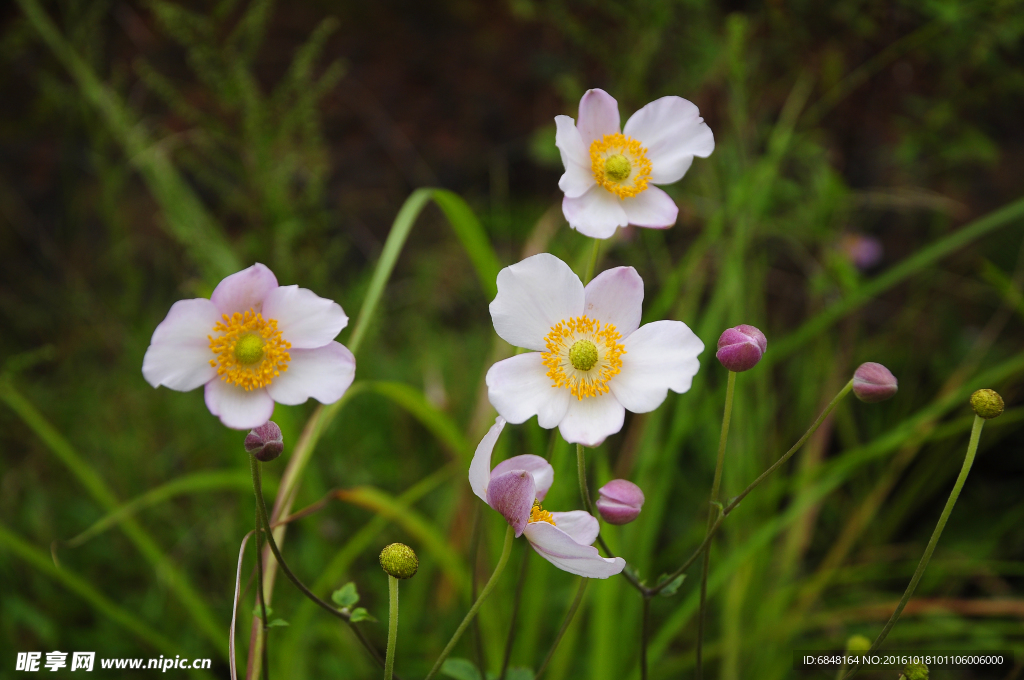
<box><xmin>852</xmin><ymin>362</ymin><xmax>898</xmax><ymax>403</ymax></box>
<box><xmin>596</xmin><ymin>479</ymin><xmax>645</xmax><ymax>525</ymax></box>
<box><xmin>716</xmin><ymin>325</ymin><xmax>767</xmax><ymax>372</ymax></box>
<box><xmin>245</xmin><ymin>421</ymin><xmax>284</xmax><ymax>462</ymax></box>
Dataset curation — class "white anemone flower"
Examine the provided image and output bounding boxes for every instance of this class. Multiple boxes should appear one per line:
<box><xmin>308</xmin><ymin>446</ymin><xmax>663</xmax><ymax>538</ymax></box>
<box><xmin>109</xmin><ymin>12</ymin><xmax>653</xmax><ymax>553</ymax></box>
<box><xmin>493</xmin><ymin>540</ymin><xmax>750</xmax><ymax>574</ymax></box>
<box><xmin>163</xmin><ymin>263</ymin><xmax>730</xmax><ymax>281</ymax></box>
<box><xmin>486</xmin><ymin>253</ymin><xmax>704</xmax><ymax>446</ymax></box>
<box><xmin>470</xmin><ymin>417</ymin><xmax>625</xmax><ymax>578</ymax></box>
<box><xmin>143</xmin><ymin>263</ymin><xmax>355</xmax><ymax>430</ymax></box>
<box><xmin>556</xmin><ymin>88</ymin><xmax>714</xmax><ymax>239</ymax></box>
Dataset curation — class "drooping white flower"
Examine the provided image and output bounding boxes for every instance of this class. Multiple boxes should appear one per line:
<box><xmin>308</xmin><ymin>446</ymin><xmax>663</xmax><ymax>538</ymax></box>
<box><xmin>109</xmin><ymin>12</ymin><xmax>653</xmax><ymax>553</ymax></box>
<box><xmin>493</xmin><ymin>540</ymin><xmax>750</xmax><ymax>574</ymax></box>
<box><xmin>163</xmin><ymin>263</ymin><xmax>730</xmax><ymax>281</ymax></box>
<box><xmin>469</xmin><ymin>417</ymin><xmax>624</xmax><ymax>578</ymax></box>
<box><xmin>555</xmin><ymin>88</ymin><xmax>714</xmax><ymax>239</ymax></box>
<box><xmin>142</xmin><ymin>263</ymin><xmax>355</xmax><ymax>430</ymax></box>
<box><xmin>486</xmin><ymin>253</ymin><xmax>704</xmax><ymax>446</ymax></box>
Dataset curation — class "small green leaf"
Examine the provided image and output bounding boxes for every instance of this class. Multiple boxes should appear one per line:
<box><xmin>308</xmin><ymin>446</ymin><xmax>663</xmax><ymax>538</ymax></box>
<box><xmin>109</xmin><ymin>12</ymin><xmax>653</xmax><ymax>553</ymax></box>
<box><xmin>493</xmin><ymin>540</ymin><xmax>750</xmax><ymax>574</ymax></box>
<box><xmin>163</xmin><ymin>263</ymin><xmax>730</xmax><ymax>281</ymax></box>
<box><xmin>267</xmin><ymin>618</ymin><xmax>289</xmax><ymax>628</ymax></box>
<box><xmin>252</xmin><ymin>604</ymin><xmax>273</xmax><ymax>617</ymax></box>
<box><xmin>657</xmin><ymin>573</ymin><xmax>686</xmax><ymax>597</ymax></box>
<box><xmin>331</xmin><ymin>582</ymin><xmax>360</xmax><ymax>608</ymax></box>
<box><xmin>440</xmin><ymin>658</ymin><xmax>483</xmax><ymax>680</ymax></box>
<box><xmin>349</xmin><ymin>607</ymin><xmax>376</xmax><ymax>623</ymax></box>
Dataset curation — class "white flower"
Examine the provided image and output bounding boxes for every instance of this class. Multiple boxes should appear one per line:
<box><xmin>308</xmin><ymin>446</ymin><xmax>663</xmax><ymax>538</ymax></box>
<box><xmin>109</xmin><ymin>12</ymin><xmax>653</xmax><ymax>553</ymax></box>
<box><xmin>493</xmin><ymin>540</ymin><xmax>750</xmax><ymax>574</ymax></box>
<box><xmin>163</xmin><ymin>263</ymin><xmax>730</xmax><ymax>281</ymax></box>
<box><xmin>469</xmin><ymin>417</ymin><xmax>625</xmax><ymax>578</ymax></box>
<box><xmin>555</xmin><ymin>88</ymin><xmax>714</xmax><ymax>239</ymax></box>
<box><xmin>142</xmin><ymin>263</ymin><xmax>355</xmax><ymax>430</ymax></box>
<box><xmin>485</xmin><ymin>253</ymin><xmax>704</xmax><ymax>446</ymax></box>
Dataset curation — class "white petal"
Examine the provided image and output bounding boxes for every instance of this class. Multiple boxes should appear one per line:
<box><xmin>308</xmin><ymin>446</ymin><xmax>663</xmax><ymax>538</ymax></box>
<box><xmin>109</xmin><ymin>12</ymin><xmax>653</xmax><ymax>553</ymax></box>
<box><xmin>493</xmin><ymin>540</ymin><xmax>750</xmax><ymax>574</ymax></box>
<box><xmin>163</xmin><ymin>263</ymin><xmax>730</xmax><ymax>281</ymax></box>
<box><xmin>548</xmin><ymin>510</ymin><xmax>599</xmax><ymax>545</ymax></box>
<box><xmin>609</xmin><ymin>320</ymin><xmax>704</xmax><ymax>413</ymax></box>
<box><xmin>204</xmin><ymin>380</ymin><xmax>275</xmax><ymax>430</ymax></box>
<box><xmin>486</xmin><ymin>353</ymin><xmax>571</xmax><ymax>429</ymax></box>
<box><xmin>265</xmin><ymin>342</ymin><xmax>355</xmax><ymax>406</ymax></box>
<box><xmin>469</xmin><ymin>417</ymin><xmax>505</xmax><ymax>504</ymax></box>
<box><xmin>489</xmin><ymin>253</ymin><xmax>584</xmax><ymax>351</ymax></box>
<box><xmin>562</xmin><ymin>187</ymin><xmax>628</xmax><ymax>240</ymax></box>
<box><xmin>210</xmin><ymin>263</ymin><xmax>278</xmax><ymax>315</ymax></box>
<box><xmin>555</xmin><ymin>115</ymin><xmax>595</xmax><ymax>199</ymax></box>
<box><xmin>584</xmin><ymin>266</ymin><xmax>643</xmax><ymax>338</ymax></box>
<box><xmin>142</xmin><ymin>298</ymin><xmax>220</xmax><ymax>391</ymax></box>
<box><xmin>621</xmin><ymin>186</ymin><xmax>678</xmax><ymax>229</ymax></box>
<box><xmin>623</xmin><ymin>96</ymin><xmax>715</xmax><ymax>185</ymax></box>
<box><xmin>491</xmin><ymin>455</ymin><xmax>554</xmax><ymax>502</ymax></box>
<box><xmin>261</xmin><ymin>285</ymin><xmax>348</xmax><ymax>349</ymax></box>
<box><xmin>557</xmin><ymin>393</ymin><xmax>625</xmax><ymax>447</ymax></box>
<box><xmin>577</xmin><ymin>89</ymin><xmax>620</xmax><ymax>145</ymax></box>
<box><xmin>523</xmin><ymin>522</ymin><xmax>625</xmax><ymax>578</ymax></box>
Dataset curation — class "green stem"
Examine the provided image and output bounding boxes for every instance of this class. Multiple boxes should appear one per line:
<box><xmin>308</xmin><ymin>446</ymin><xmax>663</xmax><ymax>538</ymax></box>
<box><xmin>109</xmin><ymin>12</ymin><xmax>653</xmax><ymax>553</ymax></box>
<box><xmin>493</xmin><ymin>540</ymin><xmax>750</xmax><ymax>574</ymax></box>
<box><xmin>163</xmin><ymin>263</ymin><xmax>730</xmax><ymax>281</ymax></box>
<box><xmin>536</xmin><ymin>577</ymin><xmax>589</xmax><ymax>679</ymax></box>
<box><xmin>385</xmin><ymin>575</ymin><xmax>399</xmax><ymax>680</ymax></box>
<box><xmin>640</xmin><ymin>596</ymin><xmax>651</xmax><ymax>680</ymax></box>
<box><xmin>841</xmin><ymin>415</ymin><xmax>985</xmax><ymax>680</ymax></box>
<box><xmin>425</xmin><ymin>525</ymin><xmax>516</xmax><ymax>680</ymax></box>
<box><xmin>696</xmin><ymin>370</ymin><xmax>736</xmax><ymax>680</ymax></box>
<box><xmin>499</xmin><ymin>548</ymin><xmax>530</xmax><ymax>680</ymax></box>
<box><xmin>583</xmin><ymin>238</ymin><xmax>601</xmax><ymax>285</ymax></box>
<box><xmin>250</xmin><ymin>460</ymin><xmax>270</xmax><ymax>680</ymax></box>
<box><xmin>650</xmin><ymin>380</ymin><xmax>853</xmax><ymax>595</ymax></box>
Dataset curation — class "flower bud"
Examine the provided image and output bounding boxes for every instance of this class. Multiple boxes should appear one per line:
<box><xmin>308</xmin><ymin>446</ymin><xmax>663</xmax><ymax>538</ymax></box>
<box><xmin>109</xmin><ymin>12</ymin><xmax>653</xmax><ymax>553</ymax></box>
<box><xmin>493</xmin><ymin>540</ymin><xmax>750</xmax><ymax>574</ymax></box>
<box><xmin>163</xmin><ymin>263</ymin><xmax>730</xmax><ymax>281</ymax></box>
<box><xmin>716</xmin><ymin>325</ymin><xmax>767</xmax><ymax>372</ymax></box>
<box><xmin>595</xmin><ymin>479</ymin><xmax>645</xmax><ymax>525</ymax></box>
<box><xmin>379</xmin><ymin>543</ymin><xmax>418</xmax><ymax>579</ymax></box>
<box><xmin>969</xmin><ymin>389</ymin><xmax>1003</xmax><ymax>420</ymax></box>
<box><xmin>901</xmin><ymin>661</ymin><xmax>928</xmax><ymax>680</ymax></box>
<box><xmin>845</xmin><ymin>634</ymin><xmax>871</xmax><ymax>653</ymax></box>
<box><xmin>852</xmin><ymin>362</ymin><xmax>898</xmax><ymax>403</ymax></box>
<box><xmin>244</xmin><ymin>421</ymin><xmax>284</xmax><ymax>462</ymax></box>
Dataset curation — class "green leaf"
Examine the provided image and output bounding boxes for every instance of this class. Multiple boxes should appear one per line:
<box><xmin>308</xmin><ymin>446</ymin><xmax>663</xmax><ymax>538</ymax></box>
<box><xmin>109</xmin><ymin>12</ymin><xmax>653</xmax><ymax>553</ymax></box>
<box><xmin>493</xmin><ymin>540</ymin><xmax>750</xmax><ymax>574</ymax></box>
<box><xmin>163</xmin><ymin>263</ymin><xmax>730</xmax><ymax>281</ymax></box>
<box><xmin>331</xmin><ymin>582</ymin><xmax>359</xmax><ymax>608</ymax></box>
<box><xmin>505</xmin><ymin>668</ymin><xmax>535</xmax><ymax>680</ymax></box>
<box><xmin>439</xmin><ymin>658</ymin><xmax>484</xmax><ymax>680</ymax></box>
<box><xmin>252</xmin><ymin>604</ymin><xmax>273</xmax><ymax>617</ymax></box>
<box><xmin>266</xmin><ymin>618</ymin><xmax>289</xmax><ymax>628</ymax></box>
<box><xmin>657</xmin><ymin>574</ymin><xmax>686</xmax><ymax>597</ymax></box>
<box><xmin>349</xmin><ymin>607</ymin><xmax>376</xmax><ymax>623</ymax></box>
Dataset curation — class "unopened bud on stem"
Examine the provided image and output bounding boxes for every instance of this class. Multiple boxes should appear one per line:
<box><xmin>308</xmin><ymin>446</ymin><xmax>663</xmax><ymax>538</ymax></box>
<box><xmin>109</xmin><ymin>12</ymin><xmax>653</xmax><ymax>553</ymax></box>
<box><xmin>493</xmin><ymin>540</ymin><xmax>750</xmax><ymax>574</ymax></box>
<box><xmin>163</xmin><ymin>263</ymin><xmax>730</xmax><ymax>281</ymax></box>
<box><xmin>716</xmin><ymin>325</ymin><xmax>767</xmax><ymax>372</ymax></box>
<box><xmin>245</xmin><ymin>421</ymin><xmax>284</xmax><ymax>462</ymax></box>
<box><xmin>596</xmin><ymin>479</ymin><xmax>645</xmax><ymax>525</ymax></box>
<box><xmin>852</xmin><ymin>362</ymin><xmax>898</xmax><ymax>403</ymax></box>
<box><xmin>379</xmin><ymin>543</ymin><xmax>418</xmax><ymax>579</ymax></box>
<box><xmin>970</xmin><ymin>389</ymin><xmax>1003</xmax><ymax>419</ymax></box>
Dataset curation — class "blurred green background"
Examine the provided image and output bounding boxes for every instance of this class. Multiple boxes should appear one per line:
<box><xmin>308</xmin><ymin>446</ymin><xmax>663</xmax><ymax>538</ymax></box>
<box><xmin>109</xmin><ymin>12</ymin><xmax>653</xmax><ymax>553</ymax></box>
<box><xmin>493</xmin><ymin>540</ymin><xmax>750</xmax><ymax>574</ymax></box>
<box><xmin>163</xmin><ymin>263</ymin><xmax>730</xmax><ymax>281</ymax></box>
<box><xmin>1</xmin><ymin>0</ymin><xmax>1023</xmax><ymax>678</ymax></box>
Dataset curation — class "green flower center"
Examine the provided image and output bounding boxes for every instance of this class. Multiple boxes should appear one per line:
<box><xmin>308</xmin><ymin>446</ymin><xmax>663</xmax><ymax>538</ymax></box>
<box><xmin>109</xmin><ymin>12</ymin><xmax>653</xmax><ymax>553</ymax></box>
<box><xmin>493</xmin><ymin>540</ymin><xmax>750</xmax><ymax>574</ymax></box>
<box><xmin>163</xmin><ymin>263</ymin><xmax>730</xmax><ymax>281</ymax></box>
<box><xmin>233</xmin><ymin>333</ymin><xmax>266</xmax><ymax>365</ymax></box>
<box><xmin>604</xmin><ymin>154</ymin><xmax>631</xmax><ymax>182</ymax></box>
<box><xmin>569</xmin><ymin>339</ymin><xmax>599</xmax><ymax>372</ymax></box>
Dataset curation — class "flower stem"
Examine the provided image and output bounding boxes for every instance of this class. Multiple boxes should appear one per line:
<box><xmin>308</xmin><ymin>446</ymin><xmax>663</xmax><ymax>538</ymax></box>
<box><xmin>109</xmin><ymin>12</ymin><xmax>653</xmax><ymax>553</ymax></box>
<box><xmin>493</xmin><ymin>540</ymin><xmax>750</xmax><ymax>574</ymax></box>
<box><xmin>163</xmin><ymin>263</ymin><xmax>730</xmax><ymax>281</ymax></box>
<box><xmin>385</xmin><ymin>575</ymin><xmax>399</xmax><ymax>680</ymax></box>
<box><xmin>696</xmin><ymin>370</ymin><xmax>736</xmax><ymax>680</ymax></box>
<box><xmin>649</xmin><ymin>379</ymin><xmax>853</xmax><ymax>595</ymax></box>
<box><xmin>499</xmin><ymin>548</ymin><xmax>530</xmax><ymax>680</ymax></box>
<box><xmin>536</xmin><ymin>577</ymin><xmax>588</xmax><ymax>679</ymax></box>
<box><xmin>250</xmin><ymin>465</ymin><xmax>270</xmax><ymax>680</ymax></box>
<box><xmin>640</xmin><ymin>596</ymin><xmax>651</xmax><ymax>680</ymax></box>
<box><xmin>424</xmin><ymin>525</ymin><xmax>515</xmax><ymax>680</ymax></box>
<box><xmin>841</xmin><ymin>414</ymin><xmax>985</xmax><ymax>680</ymax></box>
<box><xmin>583</xmin><ymin>238</ymin><xmax>601</xmax><ymax>285</ymax></box>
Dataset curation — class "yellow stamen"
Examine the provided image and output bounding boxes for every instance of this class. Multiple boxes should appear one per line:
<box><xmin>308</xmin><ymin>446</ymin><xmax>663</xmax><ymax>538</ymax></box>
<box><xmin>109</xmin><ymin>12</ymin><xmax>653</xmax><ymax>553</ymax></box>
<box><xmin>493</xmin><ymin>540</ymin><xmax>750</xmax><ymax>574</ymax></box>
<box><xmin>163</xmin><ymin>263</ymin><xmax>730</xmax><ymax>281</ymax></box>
<box><xmin>530</xmin><ymin>500</ymin><xmax>555</xmax><ymax>526</ymax></box>
<box><xmin>590</xmin><ymin>133</ymin><xmax>652</xmax><ymax>199</ymax></box>
<box><xmin>542</xmin><ymin>315</ymin><xmax>625</xmax><ymax>400</ymax></box>
<box><xmin>208</xmin><ymin>309</ymin><xmax>291</xmax><ymax>391</ymax></box>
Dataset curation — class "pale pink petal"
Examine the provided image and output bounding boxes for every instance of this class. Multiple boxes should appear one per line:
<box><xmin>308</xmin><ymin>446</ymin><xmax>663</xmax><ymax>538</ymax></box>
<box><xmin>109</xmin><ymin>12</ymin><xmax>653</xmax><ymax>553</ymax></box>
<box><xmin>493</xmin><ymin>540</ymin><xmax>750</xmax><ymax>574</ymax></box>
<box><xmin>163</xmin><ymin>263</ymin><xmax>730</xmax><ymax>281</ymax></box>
<box><xmin>523</xmin><ymin>522</ymin><xmax>625</xmax><ymax>578</ymax></box>
<box><xmin>548</xmin><ymin>510</ymin><xmax>599</xmax><ymax>545</ymax></box>
<box><xmin>610</xmin><ymin>320</ymin><xmax>704</xmax><ymax>413</ymax></box>
<box><xmin>621</xmin><ymin>186</ymin><xmax>678</xmax><ymax>229</ymax></box>
<box><xmin>261</xmin><ymin>285</ymin><xmax>348</xmax><ymax>349</ymax></box>
<box><xmin>204</xmin><ymin>380</ymin><xmax>275</xmax><ymax>430</ymax></box>
<box><xmin>211</xmin><ymin>263</ymin><xmax>278</xmax><ymax>315</ymax></box>
<box><xmin>487</xmin><ymin>470</ymin><xmax>536</xmax><ymax>537</ymax></box>
<box><xmin>489</xmin><ymin>253</ymin><xmax>584</xmax><ymax>351</ymax></box>
<box><xmin>264</xmin><ymin>342</ymin><xmax>355</xmax><ymax>406</ymax></box>
<box><xmin>486</xmin><ymin>353</ymin><xmax>571</xmax><ymax>429</ymax></box>
<box><xmin>469</xmin><ymin>417</ymin><xmax>505</xmax><ymax>503</ymax></box>
<box><xmin>555</xmin><ymin>115</ymin><xmax>595</xmax><ymax>199</ymax></box>
<box><xmin>562</xmin><ymin>187</ymin><xmax>628</xmax><ymax>240</ymax></box>
<box><xmin>142</xmin><ymin>298</ymin><xmax>220</xmax><ymax>391</ymax></box>
<box><xmin>492</xmin><ymin>455</ymin><xmax>554</xmax><ymax>502</ymax></box>
<box><xmin>583</xmin><ymin>266</ymin><xmax>644</xmax><ymax>338</ymax></box>
<box><xmin>577</xmin><ymin>89</ymin><xmax>621</xmax><ymax>145</ymax></box>
<box><xmin>623</xmin><ymin>96</ymin><xmax>715</xmax><ymax>185</ymax></box>
<box><xmin>557</xmin><ymin>393</ymin><xmax>626</xmax><ymax>447</ymax></box>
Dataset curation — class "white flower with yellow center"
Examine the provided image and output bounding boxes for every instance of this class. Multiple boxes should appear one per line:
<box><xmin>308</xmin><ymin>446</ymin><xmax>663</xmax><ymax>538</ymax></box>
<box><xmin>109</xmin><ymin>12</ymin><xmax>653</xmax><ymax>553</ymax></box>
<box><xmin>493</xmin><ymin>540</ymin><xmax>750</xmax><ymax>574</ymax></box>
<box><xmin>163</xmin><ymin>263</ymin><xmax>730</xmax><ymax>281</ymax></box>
<box><xmin>486</xmin><ymin>254</ymin><xmax>705</xmax><ymax>446</ymax></box>
<box><xmin>555</xmin><ymin>88</ymin><xmax>715</xmax><ymax>239</ymax></box>
<box><xmin>142</xmin><ymin>263</ymin><xmax>355</xmax><ymax>430</ymax></box>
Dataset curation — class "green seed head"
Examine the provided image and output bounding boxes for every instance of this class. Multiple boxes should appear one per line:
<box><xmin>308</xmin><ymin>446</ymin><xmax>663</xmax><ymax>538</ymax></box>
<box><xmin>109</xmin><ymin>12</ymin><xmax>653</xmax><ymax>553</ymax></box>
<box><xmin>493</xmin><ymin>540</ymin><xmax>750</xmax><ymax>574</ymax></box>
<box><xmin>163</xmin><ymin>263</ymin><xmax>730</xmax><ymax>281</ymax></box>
<box><xmin>604</xmin><ymin>154</ymin><xmax>631</xmax><ymax>182</ymax></box>
<box><xmin>970</xmin><ymin>389</ymin><xmax>1004</xmax><ymax>419</ymax></box>
<box><xmin>234</xmin><ymin>333</ymin><xmax>265</xmax><ymax>365</ymax></box>
<box><xmin>901</xmin><ymin>661</ymin><xmax>929</xmax><ymax>680</ymax></box>
<box><xmin>379</xmin><ymin>543</ymin><xmax>418</xmax><ymax>579</ymax></box>
<box><xmin>569</xmin><ymin>340</ymin><xmax>599</xmax><ymax>372</ymax></box>
<box><xmin>844</xmin><ymin>634</ymin><xmax>871</xmax><ymax>653</ymax></box>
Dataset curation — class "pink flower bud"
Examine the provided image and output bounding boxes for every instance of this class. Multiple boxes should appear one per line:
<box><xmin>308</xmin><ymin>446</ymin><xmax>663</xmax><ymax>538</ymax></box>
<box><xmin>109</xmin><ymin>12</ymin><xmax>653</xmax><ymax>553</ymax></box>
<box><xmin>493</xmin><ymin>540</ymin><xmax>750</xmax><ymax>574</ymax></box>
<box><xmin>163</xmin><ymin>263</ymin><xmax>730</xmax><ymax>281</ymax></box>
<box><xmin>716</xmin><ymin>325</ymin><xmax>767</xmax><ymax>372</ymax></box>
<box><xmin>245</xmin><ymin>421</ymin><xmax>284</xmax><ymax>462</ymax></box>
<box><xmin>596</xmin><ymin>479</ymin><xmax>645</xmax><ymax>525</ymax></box>
<box><xmin>852</xmin><ymin>362</ymin><xmax>898</xmax><ymax>403</ymax></box>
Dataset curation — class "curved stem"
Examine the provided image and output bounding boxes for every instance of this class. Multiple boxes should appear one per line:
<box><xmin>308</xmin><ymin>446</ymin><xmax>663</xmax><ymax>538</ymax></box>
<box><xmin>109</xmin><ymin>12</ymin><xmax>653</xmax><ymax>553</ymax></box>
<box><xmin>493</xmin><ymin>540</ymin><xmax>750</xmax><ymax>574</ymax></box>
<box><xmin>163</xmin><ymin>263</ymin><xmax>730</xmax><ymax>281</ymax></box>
<box><xmin>425</xmin><ymin>525</ymin><xmax>516</xmax><ymax>680</ymax></box>
<box><xmin>696</xmin><ymin>370</ymin><xmax>736</xmax><ymax>680</ymax></box>
<box><xmin>385</xmin><ymin>575</ymin><xmax>399</xmax><ymax>680</ymax></box>
<box><xmin>499</xmin><ymin>548</ymin><xmax>530</xmax><ymax>680</ymax></box>
<box><xmin>841</xmin><ymin>414</ymin><xmax>985</xmax><ymax>680</ymax></box>
<box><xmin>536</xmin><ymin>577</ymin><xmax>588</xmax><ymax>679</ymax></box>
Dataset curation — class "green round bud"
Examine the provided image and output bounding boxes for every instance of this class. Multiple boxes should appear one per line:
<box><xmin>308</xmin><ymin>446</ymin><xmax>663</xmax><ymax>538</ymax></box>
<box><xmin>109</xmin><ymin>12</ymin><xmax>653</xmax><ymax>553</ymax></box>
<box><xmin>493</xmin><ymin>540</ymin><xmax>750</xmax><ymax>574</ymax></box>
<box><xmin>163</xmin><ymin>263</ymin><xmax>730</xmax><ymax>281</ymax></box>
<box><xmin>379</xmin><ymin>543</ymin><xmax>418</xmax><ymax>579</ymax></box>
<box><xmin>969</xmin><ymin>389</ymin><xmax>1004</xmax><ymax>419</ymax></box>
<box><xmin>844</xmin><ymin>634</ymin><xmax>871</xmax><ymax>653</ymax></box>
<box><xmin>901</xmin><ymin>660</ymin><xmax>928</xmax><ymax>680</ymax></box>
